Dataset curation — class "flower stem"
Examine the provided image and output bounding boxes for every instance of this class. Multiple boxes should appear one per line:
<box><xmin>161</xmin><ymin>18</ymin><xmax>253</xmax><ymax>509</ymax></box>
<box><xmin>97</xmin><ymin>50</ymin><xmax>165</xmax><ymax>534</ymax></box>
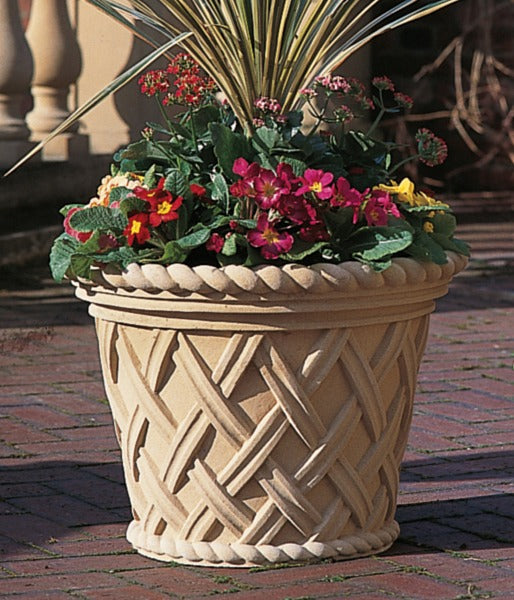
<box><xmin>389</xmin><ymin>154</ymin><xmax>420</xmax><ymax>176</ymax></box>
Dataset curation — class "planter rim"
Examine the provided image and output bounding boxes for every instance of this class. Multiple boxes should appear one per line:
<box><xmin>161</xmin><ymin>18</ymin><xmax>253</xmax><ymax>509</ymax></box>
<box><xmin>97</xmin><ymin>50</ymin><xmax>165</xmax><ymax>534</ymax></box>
<box><xmin>79</xmin><ymin>252</ymin><xmax>467</xmax><ymax>299</ymax></box>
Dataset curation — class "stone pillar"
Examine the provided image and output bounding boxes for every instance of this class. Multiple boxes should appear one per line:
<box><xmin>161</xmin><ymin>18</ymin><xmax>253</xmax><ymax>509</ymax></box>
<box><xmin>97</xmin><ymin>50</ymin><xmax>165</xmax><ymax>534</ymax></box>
<box><xmin>25</xmin><ymin>0</ymin><xmax>88</xmax><ymax>159</ymax></box>
<box><xmin>0</xmin><ymin>0</ymin><xmax>36</xmax><ymax>168</ymax></box>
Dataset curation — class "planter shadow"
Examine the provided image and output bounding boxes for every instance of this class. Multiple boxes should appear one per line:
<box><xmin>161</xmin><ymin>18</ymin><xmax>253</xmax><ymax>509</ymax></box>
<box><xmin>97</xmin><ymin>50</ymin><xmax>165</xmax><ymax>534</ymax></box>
<box><xmin>1</xmin><ymin>454</ymin><xmax>511</xmax><ymax>561</ymax></box>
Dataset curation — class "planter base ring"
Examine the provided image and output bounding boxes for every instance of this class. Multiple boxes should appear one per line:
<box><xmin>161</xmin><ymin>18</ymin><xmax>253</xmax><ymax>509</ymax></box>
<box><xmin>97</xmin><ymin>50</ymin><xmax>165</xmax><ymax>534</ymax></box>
<box><xmin>126</xmin><ymin>520</ymin><xmax>400</xmax><ymax>567</ymax></box>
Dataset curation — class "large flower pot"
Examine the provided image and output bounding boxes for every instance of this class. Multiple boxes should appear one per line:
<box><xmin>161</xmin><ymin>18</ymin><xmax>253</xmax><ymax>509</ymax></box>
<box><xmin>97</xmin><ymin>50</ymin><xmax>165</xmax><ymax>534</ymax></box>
<box><xmin>74</xmin><ymin>253</ymin><xmax>466</xmax><ymax>567</ymax></box>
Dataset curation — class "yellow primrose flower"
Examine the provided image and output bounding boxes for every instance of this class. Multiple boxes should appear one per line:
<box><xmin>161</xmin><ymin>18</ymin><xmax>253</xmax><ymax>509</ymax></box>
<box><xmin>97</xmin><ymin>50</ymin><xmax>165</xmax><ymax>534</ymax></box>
<box><xmin>376</xmin><ymin>178</ymin><xmax>416</xmax><ymax>205</ymax></box>
<box><xmin>376</xmin><ymin>178</ymin><xmax>449</xmax><ymax>209</ymax></box>
<box><xmin>423</xmin><ymin>221</ymin><xmax>434</xmax><ymax>233</ymax></box>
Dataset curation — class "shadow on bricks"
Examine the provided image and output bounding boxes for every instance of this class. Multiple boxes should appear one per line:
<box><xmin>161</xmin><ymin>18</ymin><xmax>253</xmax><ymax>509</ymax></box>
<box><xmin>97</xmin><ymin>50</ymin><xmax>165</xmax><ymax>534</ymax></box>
<box><xmin>0</xmin><ymin>459</ymin><xmax>131</xmax><ymax>560</ymax></box>
<box><xmin>1</xmin><ymin>456</ymin><xmax>512</xmax><ymax>563</ymax></box>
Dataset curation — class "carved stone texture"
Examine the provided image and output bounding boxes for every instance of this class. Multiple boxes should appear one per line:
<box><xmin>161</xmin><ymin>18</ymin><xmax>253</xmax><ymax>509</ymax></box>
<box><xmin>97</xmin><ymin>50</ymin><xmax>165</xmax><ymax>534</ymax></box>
<box><xmin>74</xmin><ymin>255</ymin><xmax>467</xmax><ymax>567</ymax></box>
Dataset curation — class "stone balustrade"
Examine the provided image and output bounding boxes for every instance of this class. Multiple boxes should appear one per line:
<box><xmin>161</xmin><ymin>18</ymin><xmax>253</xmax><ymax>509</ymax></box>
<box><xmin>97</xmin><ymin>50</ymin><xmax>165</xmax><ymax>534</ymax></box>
<box><xmin>0</xmin><ymin>0</ymin><xmax>160</xmax><ymax>171</ymax></box>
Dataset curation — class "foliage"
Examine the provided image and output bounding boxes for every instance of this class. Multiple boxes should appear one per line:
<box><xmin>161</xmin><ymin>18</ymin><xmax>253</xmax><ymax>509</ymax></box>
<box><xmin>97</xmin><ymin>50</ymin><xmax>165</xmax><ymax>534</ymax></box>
<box><xmin>50</xmin><ymin>60</ymin><xmax>469</xmax><ymax>281</ymax></box>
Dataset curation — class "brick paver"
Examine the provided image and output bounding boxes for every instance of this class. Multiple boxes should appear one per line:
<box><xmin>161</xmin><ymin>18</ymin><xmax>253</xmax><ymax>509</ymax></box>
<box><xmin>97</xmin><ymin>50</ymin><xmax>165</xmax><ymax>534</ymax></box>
<box><xmin>0</xmin><ymin>221</ymin><xmax>512</xmax><ymax>599</ymax></box>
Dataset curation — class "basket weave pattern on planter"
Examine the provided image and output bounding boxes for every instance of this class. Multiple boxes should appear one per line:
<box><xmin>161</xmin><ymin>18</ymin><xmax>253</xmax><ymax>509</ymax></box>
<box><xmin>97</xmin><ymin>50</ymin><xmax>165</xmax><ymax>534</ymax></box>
<box><xmin>75</xmin><ymin>254</ymin><xmax>467</xmax><ymax>566</ymax></box>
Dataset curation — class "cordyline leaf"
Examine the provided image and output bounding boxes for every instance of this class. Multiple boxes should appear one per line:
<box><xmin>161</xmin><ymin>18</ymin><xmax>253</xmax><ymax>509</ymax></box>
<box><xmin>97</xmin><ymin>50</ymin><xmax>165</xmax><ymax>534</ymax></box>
<box><xmin>89</xmin><ymin>0</ymin><xmax>463</xmax><ymax>132</ymax></box>
<box><xmin>3</xmin><ymin>31</ymin><xmax>192</xmax><ymax>177</ymax></box>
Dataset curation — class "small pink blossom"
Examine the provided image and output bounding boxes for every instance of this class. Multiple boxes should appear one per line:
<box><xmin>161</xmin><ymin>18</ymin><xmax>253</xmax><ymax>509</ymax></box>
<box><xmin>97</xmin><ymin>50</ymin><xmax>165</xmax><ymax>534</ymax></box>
<box><xmin>206</xmin><ymin>233</ymin><xmax>224</xmax><ymax>253</ymax></box>
<box><xmin>254</xmin><ymin>96</ymin><xmax>281</xmax><ymax>114</ymax></box>
<box><xmin>394</xmin><ymin>92</ymin><xmax>413</xmax><ymax>109</ymax></box>
<box><xmin>300</xmin><ymin>87</ymin><xmax>317</xmax><ymax>99</ymax></box>
<box><xmin>372</xmin><ymin>76</ymin><xmax>395</xmax><ymax>91</ymax></box>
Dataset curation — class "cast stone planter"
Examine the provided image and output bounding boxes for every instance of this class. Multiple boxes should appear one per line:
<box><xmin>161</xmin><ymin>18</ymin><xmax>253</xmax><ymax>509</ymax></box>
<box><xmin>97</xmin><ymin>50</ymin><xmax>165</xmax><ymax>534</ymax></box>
<box><xmin>73</xmin><ymin>252</ymin><xmax>467</xmax><ymax>567</ymax></box>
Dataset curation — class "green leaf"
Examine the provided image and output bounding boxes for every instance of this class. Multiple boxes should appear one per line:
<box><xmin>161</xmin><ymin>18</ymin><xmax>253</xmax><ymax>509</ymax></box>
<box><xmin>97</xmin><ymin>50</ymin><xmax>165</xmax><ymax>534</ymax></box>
<box><xmin>432</xmin><ymin>212</ymin><xmax>457</xmax><ymax>235</ymax></box>
<box><xmin>109</xmin><ymin>186</ymin><xmax>135</xmax><ymax>204</ymax></box>
<box><xmin>401</xmin><ymin>203</ymin><xmax>453</xmax><ymax>213</ymax></box>
<box><xmin>159</xmin><ymin>241</ymin><xmax>188</xmax><ymax>263</ymax></box>
<box><xmin>70</xmin><ymin>253</ymin><xmax>95</xmax><ymax>279</ymax></box>
<box><xmin>221</xmin><ymin>234</ymin><xmax>237</xmax><ymax>256</ymax></box>
<box><xmin>69</xmin><ymin>206</ymin><xmax>128</xmax><ymax>233</ymax></box>
<box><xmin>210</xmin><ymin>123</ymin><xmax>252</xmax><ymax>176</ymax></box>
<box><xmin>324</xmin><ymin>208</ymin><xmax>354</xmax><ymax>242</ymax></box>
<box><xmin>431</xmin><ymin>233</ymin><xmax>470</xmax><ymax>256</ymax></box>
<box><xmin>164</xmin><ymin>169</ymin><xmax>188</xmax><ymax>197</ymax></box>
<box><xmin>176</xmin><ymin>228</ymin><xmax>211</xmax><ymax>249</ymax></box>
<box><xmin>192</xmin><ymin>105</ymin><xmax>222</xmax><ymax>136</ymax></box>
<box><xmin>143</xmin><ymin>164</ymin><xmax>157</xmax><ymax>188</ymax></box>
<box><xmin>351</xmin><ymin>227</ymin><xmax>413</xmax><ymax>261</ymax></box>
<box><xmin>119</xmin><ymin>196</ymin><xmax>147</xmax><ymax>215</ymax></box>
<box><xmin>211</xmin><ymin>173</ymin><xmax>230</xmax><ymax>211</ymax></box>
<box><xmin>284</xmin><ymin>240</ymin><xmax>327</xmax><ymax>261</ymax></box>
<box><xmin>235</xmin><ymin>218</ymin><xmax>257</xmax><ymax>229</ymax></box>
<box><xmin>408</xmin><ymin>231</ymin><xmax>448</xmax><ymax>264</ymax></box>
<box><xmin>59</xmin><ymin>204</ymin><xmax>83</xmax><ymax>217</ymax></box>
<box><xmin>96</xmin><ymin>246</ymin><xmax>144</xmax><ymax>268</ymax></box>
<box><xmin>49</xmin><ymin>233</ymin><xmax>80</xmax><ymax>282</ymax></box>
<box><xmin>253</xmin><ymin>127</ymin><xmax>281</xmax><ymax>150</ymax></box>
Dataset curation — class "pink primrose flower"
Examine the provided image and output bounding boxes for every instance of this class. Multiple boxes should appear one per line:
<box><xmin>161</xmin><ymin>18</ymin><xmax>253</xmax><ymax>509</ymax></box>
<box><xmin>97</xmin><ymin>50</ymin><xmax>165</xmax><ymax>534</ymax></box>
<box><xmin>276</xmin><ymin>195</ymin><xmax>317</xmax><ymax>225</ymax></box>
<box><xmin>330</xmin><ymin>177</ymin><xmax>365</xmax><ymax>222</ymax></box>
<box><xmin>254</xmin><ymin>169</ymin><xmax>289</xmax><ymax>209</ymax></box>
<box><xmin>296</xmin><ymin>168</ymin><xmax>334</xmax><ymax>200</ymax></box>
<box><xmin>364</xmin><ymin>189</ymin><xmax>401</xmax><ymax>226</ymax></box>
<box><xmin>232</xmin><ymin>158</ymin><xmax>261</xmax><ymax>178</ymax></box>
<box><xmin>276</xmin><ymin>162</ymin><xmax>299</xmax><ymax>189</ymax></box>
<box><xmin>247</xmin><ymin>214</ymin><xmax>294</xmax><ymax>260</ymax></box>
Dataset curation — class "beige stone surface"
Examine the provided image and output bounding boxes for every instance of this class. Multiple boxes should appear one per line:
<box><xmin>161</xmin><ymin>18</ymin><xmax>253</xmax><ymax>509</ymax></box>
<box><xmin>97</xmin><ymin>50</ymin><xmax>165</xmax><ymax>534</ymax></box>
<box><xmin>74</xmin><ymin>255</ymin><xmax>467</xmax><ymax>566</ymax></box>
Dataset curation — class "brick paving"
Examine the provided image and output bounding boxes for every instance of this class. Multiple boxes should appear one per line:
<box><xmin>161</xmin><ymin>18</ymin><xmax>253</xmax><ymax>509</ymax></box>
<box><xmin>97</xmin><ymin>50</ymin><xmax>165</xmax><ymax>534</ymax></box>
<box><xmin>0</xmin><ymin>221</ymin><xmax>512</xmax><ymax>599</ymax></box>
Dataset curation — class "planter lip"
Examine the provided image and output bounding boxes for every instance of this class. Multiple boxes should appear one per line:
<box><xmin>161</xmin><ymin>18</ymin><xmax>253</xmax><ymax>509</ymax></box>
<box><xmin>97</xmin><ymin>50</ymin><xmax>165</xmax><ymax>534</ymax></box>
<box><xmin>77</xmin><ymin>252</ymin><xmax>467</xmax><ymax>300</ymax></box>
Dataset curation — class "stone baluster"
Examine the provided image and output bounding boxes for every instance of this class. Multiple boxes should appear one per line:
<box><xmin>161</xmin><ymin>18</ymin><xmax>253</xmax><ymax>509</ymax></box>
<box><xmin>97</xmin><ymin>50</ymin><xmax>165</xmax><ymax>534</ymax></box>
<box><xmin>0</xmin><ymin>0</ymin><xmax>35</xmax><ymax>169</ymax></box>
<box><xmin>26</xmin><ymin>0</ymin><xmax>88</xmax><ymax>159</ymax></box>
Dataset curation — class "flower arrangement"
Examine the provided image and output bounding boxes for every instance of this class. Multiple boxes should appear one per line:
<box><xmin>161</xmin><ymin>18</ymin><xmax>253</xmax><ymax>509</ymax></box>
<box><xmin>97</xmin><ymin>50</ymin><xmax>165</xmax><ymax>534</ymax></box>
<box><xmin>50</xmin><ymin>55</ymin><xmax>468</xmax><ymax>281</ymax></box>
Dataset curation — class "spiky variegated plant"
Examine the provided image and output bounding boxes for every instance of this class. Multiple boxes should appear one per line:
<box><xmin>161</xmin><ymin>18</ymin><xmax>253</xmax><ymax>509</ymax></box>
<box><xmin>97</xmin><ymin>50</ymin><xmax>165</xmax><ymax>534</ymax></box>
<box><xmin>6</xmin><ymin>0</ymin><xmax>462</xmax><ymax>175</ymax></box>
<box><xmin>92</xmin><ymin>0</ymin><xmax>463</xmax><ymax>133</ymax></box>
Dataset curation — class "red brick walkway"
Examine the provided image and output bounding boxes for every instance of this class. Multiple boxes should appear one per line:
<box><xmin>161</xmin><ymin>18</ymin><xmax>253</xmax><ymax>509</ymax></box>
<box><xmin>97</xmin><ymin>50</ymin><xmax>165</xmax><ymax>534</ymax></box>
<box><xmin>0</xmin><ymin>222</ymin><xmax>513</xmax><ymax>599</ymax></box>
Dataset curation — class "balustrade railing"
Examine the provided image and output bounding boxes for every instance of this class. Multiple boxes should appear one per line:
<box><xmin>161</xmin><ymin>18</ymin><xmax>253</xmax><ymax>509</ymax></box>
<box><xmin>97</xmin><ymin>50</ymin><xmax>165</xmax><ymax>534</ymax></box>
<box><xmin>0</xmin><ymin>0</ymin><xmax>159</xmax><ymax>170</ymax></box>
<box><xmin>0</xmin><ymin>0</ymin><xmax>35</xmax><ymax>168</ymax></box>
<box><xmin>25</xmin><ymin>0</ymin><xmax>88</xmax><ymax>159</ymax></box>
<box><xmin>0</xmin><ymin>0</ymin><xmax>90</xmax><ymax>169</ymax></box>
